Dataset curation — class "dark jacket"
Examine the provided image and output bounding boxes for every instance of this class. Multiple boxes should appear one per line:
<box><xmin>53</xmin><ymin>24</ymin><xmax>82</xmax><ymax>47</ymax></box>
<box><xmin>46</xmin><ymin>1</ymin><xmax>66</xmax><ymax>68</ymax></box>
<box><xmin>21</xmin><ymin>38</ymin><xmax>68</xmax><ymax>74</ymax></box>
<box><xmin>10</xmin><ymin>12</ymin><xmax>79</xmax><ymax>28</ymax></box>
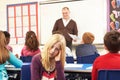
<box><xmin>52</xmin><ymin>18</ymin><xmax>78</xmax><ymax>48</ymax></box>
<box><xmin>76</xmin><ymin>44</ymin><xmax>98</xmax><ymax>57</ymax></box>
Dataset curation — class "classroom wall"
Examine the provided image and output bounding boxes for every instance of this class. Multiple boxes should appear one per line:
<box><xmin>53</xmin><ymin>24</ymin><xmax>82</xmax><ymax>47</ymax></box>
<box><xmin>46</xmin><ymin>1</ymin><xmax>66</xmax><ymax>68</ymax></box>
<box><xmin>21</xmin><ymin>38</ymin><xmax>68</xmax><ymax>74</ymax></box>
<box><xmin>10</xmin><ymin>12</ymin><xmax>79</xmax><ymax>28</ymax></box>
<box><xmin>0</xmin><ymin>0</ymin><xmax>39</xmax><ymax>30</ymax></box>
<box><xmin>0</xmin><ymin>0</ymin><xmax>39</xmax><ymax>56</ymax></box>
<box><xmin>39</xmin><ymin>0</ymin><xmax>108</xmax><ymax>44</ymax></box>
<box><xmin>0</xmin><ymin>0</ymin><xmax>107</xmax><ymax>57</ymax></box>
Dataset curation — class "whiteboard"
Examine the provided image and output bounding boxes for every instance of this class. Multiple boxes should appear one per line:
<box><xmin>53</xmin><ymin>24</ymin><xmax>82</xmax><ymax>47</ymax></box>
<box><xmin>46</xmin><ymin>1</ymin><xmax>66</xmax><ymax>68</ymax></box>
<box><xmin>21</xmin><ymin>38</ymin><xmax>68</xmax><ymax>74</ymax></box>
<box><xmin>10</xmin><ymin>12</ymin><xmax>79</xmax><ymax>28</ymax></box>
<box><xmin>39</xmin><ymin>0</ymin><xmax>107</xmax><ymax>45</ymax></box>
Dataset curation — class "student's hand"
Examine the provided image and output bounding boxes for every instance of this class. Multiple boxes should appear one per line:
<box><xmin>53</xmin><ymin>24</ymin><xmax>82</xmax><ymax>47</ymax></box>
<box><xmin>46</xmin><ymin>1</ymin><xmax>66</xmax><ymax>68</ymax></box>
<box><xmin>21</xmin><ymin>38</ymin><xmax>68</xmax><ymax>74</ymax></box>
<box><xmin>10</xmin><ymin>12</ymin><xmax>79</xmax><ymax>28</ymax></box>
<box><xmin>55</xmin><ymin>50</ymin><xmax>61</xmax><ymax>61</ymax></box>
<box><xmin>15</xmin><ymin>54</ymin><xmax>19</xmax><ymax>58</ymax></box>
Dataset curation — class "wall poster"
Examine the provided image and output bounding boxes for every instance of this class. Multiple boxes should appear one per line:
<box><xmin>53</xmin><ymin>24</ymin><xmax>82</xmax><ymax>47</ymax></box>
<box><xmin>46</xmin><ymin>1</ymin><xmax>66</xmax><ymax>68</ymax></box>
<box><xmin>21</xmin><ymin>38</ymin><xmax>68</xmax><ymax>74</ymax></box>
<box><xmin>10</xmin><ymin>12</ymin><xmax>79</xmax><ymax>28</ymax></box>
<box><xmin>109</xmin><ymin>0</ymin><xmax>120</xmax><ymax>32</ymax></box>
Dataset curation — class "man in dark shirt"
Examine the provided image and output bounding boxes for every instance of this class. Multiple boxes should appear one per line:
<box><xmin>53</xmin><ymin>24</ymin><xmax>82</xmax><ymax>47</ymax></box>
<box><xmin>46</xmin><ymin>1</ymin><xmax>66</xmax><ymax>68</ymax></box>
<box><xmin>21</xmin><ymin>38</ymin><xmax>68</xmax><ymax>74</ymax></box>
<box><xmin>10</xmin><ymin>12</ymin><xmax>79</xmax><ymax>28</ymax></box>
<box><xmin>52</xmin><ymin>7</ymin><xmax>78</xmax><ymax>50</ymax></box>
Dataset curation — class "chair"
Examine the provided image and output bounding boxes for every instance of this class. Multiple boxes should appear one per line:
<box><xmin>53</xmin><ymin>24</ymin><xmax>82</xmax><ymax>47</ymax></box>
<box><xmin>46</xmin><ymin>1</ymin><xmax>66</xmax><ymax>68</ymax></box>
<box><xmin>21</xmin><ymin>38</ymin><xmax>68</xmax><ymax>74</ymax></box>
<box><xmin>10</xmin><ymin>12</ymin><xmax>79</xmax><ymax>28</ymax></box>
<box><xmin>98</xmin><ymin>69</ymin><xmax>120</xmax><ymax>80</ymax></box>
<box><xmin>21</xmin><ymin>63</ymin><xmax>31</xmax><ymax>80</ymax></box>
<box><xmin>66</xmin><ymin>56</ymin><xmax>74</xmax><ymax>63</ymax></box>
<box><xmin>77</xmin><ymin>53</ymin><xmax>100</xmax><ymax>64</ymax></box>
<box><xmin>20</xmin><ymin>56</ymin><xmax>32</xmax><ymax>62</ymax></box>
<box><xmin>76</xmin><ymin>53</ymin><xmax>99</xmax><ymax>80</ymax></box>
<box><xmin>66</xmin><ymin>56</ymin><xmax>79</xmax><ymax>80</ymax></box>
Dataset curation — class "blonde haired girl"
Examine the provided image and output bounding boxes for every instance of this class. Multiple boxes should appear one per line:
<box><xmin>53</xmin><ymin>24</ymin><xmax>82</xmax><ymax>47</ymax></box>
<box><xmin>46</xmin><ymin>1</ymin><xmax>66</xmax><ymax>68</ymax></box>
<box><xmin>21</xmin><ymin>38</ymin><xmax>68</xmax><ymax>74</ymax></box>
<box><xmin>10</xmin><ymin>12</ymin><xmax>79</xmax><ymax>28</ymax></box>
<box><xmin>31</xmin><ymin>34</ymin><xmax>66</xmax><ymax>80</ymax></box>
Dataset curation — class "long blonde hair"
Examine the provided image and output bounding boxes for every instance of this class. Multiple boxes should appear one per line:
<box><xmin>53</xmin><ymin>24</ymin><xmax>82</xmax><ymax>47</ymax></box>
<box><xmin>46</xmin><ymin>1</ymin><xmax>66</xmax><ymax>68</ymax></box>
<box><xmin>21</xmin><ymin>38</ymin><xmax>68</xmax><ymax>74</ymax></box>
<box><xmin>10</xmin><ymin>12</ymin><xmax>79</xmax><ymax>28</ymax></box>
<box><xmin>41</xmin><ymin>34</ymin><xmax>66</xmax><ymax>71</ymax></box>
<box><xmin>0</xmin><ymin>31</ymin><xmax>9</xmax><ymax>64</ymax></box>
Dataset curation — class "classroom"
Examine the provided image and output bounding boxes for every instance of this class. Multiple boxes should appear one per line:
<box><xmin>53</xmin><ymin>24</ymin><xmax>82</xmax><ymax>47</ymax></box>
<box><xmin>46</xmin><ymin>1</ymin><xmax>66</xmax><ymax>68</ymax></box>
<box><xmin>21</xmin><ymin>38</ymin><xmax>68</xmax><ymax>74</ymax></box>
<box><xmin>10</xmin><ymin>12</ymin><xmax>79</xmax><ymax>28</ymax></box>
<box><xmin>0</xmin><ymin>0</ymin><xmax>108</xmax><ymax>56</ymax></box>
<box><xmin>0</xmin><ymin>0</ymin><xmax>120</xmax><ymax>80</ymax></box>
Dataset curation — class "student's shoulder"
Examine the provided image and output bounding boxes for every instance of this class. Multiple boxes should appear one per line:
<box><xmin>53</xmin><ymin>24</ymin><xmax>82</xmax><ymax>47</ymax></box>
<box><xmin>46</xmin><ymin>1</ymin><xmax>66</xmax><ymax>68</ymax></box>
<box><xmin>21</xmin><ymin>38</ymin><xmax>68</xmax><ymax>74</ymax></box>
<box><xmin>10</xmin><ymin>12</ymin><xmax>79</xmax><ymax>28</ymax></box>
<box><xmin>76</xmin><ymin>44</ymin><xmax>85</xmax><ymax>48</ymax></box>
<box><xmin>94</xmin><ymin>54</ymin><xmax>107</xmax><ymax>62</ymax></box>
<box><xmin>21</xmin><ymin>46</ymin><xmax>27</xmax><ymax>50</ymax></box>
<box><xmin>33</xmin><ymin>53</ymin><xmax>41</xmax><ymax>58</ymax></box>
<box><xmin>32</xmin><ymin>53</ymin><xmax>41</xmax><ymax>61</ymax></box>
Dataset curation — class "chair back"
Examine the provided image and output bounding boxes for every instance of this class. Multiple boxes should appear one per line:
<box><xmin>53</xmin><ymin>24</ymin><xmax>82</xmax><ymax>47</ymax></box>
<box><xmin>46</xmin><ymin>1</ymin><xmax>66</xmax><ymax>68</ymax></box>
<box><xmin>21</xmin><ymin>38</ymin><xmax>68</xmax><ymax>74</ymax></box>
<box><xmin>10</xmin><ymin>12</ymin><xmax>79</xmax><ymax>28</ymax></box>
<box><xmin>20</xmin><ymin>56</ymin><xmax>32</xmax><ymax>62</ymax></box>
<box><xmin>21</xmin><ymin>63</ymin><xmax>31</xmax><ymax>80</ymax></box>
<box><xmin>98</xmin><ymin>69</ymin><xmax>120</xmax><ymax>80</ymax></box>
<box><xmin>77</xmin><ymin>53</ymin><xmax>100</xmax><ymax>64</ymax></box>
<box><xmin>66</xmin><ymin>56</ymin><xmax>74</xmax><ymax>63</ymax></box>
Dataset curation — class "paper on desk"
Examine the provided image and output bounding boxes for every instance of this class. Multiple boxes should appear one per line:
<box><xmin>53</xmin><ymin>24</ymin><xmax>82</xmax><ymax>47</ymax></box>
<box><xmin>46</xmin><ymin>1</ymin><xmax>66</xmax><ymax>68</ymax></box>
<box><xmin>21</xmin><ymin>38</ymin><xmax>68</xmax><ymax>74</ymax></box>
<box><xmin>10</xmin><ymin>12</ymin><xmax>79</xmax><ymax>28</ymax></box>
<box><xmin>5</xmin><ymin>65</ymin><xmax>15</xmax><ymax>68</ymax></box>
<box><xmin>86</xmin><ymin>66</ymin><xmax>93</xmax><ymax>69</ymax></box>
<box><xmin>65</xmin><ymin>64</ymin><xmax>83</xmax><ymax>68</ymax></box>
<box><xmin>68</xmin><ymin>33</ymin><xmax>79</xmax><ymax>40</ymax></box>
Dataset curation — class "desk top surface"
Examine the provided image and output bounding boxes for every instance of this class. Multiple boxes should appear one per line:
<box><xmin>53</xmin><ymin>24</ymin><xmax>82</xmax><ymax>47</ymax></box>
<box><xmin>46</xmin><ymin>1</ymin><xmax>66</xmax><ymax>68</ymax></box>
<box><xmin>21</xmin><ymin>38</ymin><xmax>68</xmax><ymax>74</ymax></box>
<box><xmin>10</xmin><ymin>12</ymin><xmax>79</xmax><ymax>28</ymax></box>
<box><xmin>6</xmin><ymin>63</ymin><xmax>92</xmax><ymax>72</ymax></box>
<box><xmin>64</xmin><ymin>64</ymin><xmax>92</xmax><ymax>73</ymax></box>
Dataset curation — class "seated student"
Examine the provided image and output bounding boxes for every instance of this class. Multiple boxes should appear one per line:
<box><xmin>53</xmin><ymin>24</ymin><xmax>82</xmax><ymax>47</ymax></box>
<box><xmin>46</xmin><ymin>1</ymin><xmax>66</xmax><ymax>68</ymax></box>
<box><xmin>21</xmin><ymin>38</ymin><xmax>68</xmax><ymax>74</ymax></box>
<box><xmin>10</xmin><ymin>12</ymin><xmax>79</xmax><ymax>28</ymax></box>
<box><xmin>31</xmin><ymin>34</ymin><xmax>66</xmax><ymax>80</ymax></box>
<box><xmin>52</xmin><ymin>30</ymin><xmax>73</xmax><ymax>57</ymax></box>
<box><xmin>66</xmin><ymin>46</ymin><xmax>73</xmax><ymax>57</ymax></box>
<box><xmin>0</xmin><ymin>31</ymin><xmax>23</xmax><ymax>80</ymax></box>
<box><xmin>92</xmin><ymin>30</ymin><xmax>120</xmax><ymax>80</ymax></box>
<box><xmin>3</xmin><ymin>31</ymin><xmax>13</xmax><ymax>52</ymax></box>
<box><xmin>21</xmin><ymin>31</ymin><xmax>40</xmax><ymax>57</ymax></box>
<box><xmin>76</xmin><ymin>32</ymin><xmax>98</xmax><ymax>57</ymax></box>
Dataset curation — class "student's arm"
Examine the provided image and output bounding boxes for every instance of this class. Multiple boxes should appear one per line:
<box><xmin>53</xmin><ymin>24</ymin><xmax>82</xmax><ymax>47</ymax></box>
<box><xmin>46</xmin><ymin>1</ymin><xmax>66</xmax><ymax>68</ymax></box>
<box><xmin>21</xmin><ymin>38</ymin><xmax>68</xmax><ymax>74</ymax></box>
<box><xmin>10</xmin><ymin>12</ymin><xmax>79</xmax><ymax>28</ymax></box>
<box><xmin>28</xmin><ymin>48</ymin><xmax>41</xmax><ymax>56</ymax></box>
<box><xmin>31</xmin><ymin>54</ymin><xmax>42</xmax><ymax>80</ymax></box>
<box><xmin>8</xmin><ymin>52</ymin><xmax>23</xmax><ymax>68</ymax></box>
<box><xmin>92</xmin><ymin>59</ymin><xmax>98</xmax><ymax>80</ymax></box>
<box><xmin>55</xmin><ymin>50</ymin><xmax>66</xmax><ymax>80</ymax></box>
<box><xmin>21</xmin><ymin>47</ymin><xmax>24</xmax><ymax>56</ymax></box>
<box><xmin>56</xmin><ymin>61</ymin><xmax>66</xmax><ymax>80</ymax></box>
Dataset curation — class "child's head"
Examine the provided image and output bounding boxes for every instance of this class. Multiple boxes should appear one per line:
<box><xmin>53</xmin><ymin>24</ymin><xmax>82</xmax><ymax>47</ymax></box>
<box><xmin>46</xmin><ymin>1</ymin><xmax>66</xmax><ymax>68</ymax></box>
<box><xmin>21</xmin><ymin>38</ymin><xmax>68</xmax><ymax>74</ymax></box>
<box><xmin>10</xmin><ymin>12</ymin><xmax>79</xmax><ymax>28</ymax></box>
<box><xmin>25</xmin><ymin>31</ymin><xmax>39</xmax><ymax>50</ymax></box>
<box><xmin>104</xmin><ymin>30</ymin><xmax>120</xmax><ymax>53</ymax></box>
<box><xmin>3</xmin><ymin>31</ymin><xmax>10</xmax><ymax>44</ymax></box>
<box><xmin>41</xmin><ymin>34</ymin><xmax>66</xmax><ymax>70</ymax></box>
<box><xmin>82</xmin><ymin>32</ymin><xmax>95</xmax><ymax>44</ymax></box>
<box><xmin>0</xmin><ymin>31</ymin><xmax>9</xmax><ymax>63</ymax></box>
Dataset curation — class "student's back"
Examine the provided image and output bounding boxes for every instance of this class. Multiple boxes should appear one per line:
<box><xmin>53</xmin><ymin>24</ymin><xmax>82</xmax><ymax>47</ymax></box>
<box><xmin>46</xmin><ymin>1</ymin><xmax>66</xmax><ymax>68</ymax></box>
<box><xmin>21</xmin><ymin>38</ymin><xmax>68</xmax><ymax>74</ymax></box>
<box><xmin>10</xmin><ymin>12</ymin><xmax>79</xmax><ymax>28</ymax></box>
<box><xmin>76</xmin><ymin>44</ymin><xmax>97</xmax><ymax>56</ymax></box>
<box><xmin>92</xmin><ymin>30</ymin><xmax>120</xmax><ymax>80</ymax></box>
<box><xmin>76</xmin><ymin>32</ymin><xmax>98</xmax><ymax>57</ymax></box>
<box><xmin>21</xmin><ymin>31</ymin><xmax>40</xmax><ymax>57</ymax></box>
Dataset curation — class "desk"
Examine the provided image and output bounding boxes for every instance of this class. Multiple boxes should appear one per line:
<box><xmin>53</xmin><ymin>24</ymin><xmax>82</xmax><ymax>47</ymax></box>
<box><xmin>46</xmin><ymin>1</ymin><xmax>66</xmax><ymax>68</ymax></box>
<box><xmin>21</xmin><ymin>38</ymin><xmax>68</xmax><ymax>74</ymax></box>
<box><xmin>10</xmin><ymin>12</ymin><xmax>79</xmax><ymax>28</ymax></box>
<box><xmin>6</xmin><ymin>64</ymin><xmax>92</xmax><ymax>80</ymax></box>
<box><xmin>65</xmin><ymin>64</ymin><xmax>92</xmax><ymax>72</ymax></box>
<box><xmin>64</xmin><ymin>64</ymin><xmax>92</xmax><ymax>80</ymax></box>
<box><xmin>5</xmin><ymin>65</ymin><xmax>21</xmax><ymax>80</ymax></box>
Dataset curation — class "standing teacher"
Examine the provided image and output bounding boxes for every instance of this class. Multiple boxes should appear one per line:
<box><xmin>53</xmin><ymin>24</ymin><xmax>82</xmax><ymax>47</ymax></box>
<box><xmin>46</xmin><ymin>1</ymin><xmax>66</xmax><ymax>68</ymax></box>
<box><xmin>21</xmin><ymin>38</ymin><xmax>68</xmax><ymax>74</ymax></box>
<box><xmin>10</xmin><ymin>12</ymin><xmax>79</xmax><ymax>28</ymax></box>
<box><xmin>52</xmin><ymin>7</ymin><xmax>78</xmax><ymax>50</ymax></box>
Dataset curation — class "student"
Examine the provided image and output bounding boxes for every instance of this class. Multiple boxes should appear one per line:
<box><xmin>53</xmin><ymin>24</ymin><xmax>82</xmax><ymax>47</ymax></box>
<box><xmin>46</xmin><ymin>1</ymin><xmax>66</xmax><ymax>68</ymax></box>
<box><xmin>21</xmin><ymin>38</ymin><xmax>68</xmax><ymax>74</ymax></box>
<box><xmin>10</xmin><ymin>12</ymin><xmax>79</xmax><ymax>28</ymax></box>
<box><xmin>52</xmin><ymin>7</ymin><xmax>78</xmax><ymax>50</ymax></box>
<box><xmin>0</xmin><ymin>31</ymin><xmax>23</xmax><ymax>80</ymax></box>
<box><xmin>52</xmin><ymin>30</ymin><xmax>73</xmax><ymax>57</ymax></box>
<box><xmin>76</xmin><ymin>32</ymin><xmax>98</xmax><ymax>57</ymax></box>
<box><xmin>66</xmin><ymin>46</ymin><xmax>73</xmax><ymax>57</ymax></box>
<box><xmin>21</xmin><ymin>31</ymin><xmax>40</xmax><ymax>56</ymax></box>
<box><xmin>31</xmin><ymin>34</ymin><xmax>66</xmax><ymax>80</ymax></box>
<box><xmin>92</xmin><ymin>30</ymin><xmax>120</xmax><ymax>80</ymax></box>
<box><xmin>3</xmin><ymin>31</ymin><xmax>13</xmax><ymax>52</ymax></box>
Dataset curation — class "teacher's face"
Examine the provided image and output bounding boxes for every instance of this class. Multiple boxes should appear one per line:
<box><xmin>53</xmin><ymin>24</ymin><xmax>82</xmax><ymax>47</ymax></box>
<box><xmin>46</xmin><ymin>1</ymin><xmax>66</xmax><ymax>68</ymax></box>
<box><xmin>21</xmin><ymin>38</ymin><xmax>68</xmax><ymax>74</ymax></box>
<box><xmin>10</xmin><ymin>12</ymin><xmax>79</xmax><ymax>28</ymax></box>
<box><xmin>62</xmin><ymin>8</ymin><xmax>70</xmax><ymax>20</ymax></box>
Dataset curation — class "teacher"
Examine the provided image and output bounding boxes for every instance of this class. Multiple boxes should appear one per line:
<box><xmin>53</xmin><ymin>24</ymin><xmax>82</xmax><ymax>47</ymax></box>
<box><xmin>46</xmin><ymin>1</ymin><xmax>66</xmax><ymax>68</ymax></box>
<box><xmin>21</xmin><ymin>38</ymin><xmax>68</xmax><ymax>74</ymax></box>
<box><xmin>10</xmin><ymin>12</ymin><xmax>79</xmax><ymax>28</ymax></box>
<box><xmin>52</xmin><ymin>7</ymin><xmax>78</xmax><ymax>50</ymax></box>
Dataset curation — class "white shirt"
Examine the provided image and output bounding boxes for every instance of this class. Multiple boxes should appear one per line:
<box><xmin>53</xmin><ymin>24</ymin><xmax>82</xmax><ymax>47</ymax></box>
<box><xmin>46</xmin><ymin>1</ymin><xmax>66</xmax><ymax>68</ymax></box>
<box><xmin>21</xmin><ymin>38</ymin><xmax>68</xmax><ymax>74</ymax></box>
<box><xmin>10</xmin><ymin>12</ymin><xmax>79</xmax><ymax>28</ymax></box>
<box><xmin>66</xmin><ymin>47</ymin><xmax>73</xmax><ymax>57</ymax></box>
<box><xmin>62</xmin><ymin>18</ymin><xmax>71</xmax><ymax>27</ymax></box>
